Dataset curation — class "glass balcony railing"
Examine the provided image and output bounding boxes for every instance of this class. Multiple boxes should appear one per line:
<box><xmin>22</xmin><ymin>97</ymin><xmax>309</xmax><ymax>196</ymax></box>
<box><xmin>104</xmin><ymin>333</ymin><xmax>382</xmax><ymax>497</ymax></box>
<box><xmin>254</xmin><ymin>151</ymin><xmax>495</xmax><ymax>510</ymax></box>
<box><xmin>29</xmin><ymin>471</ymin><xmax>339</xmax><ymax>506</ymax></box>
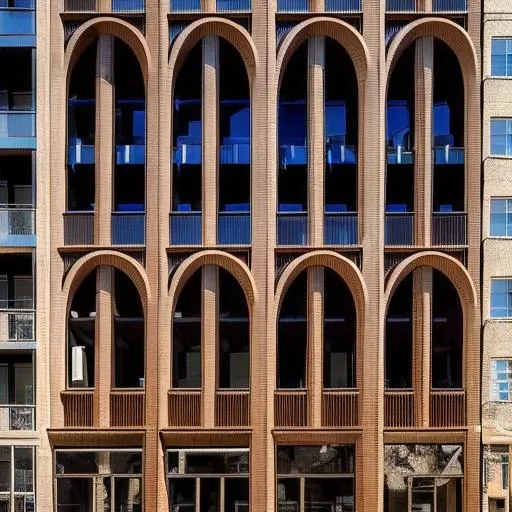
<box><xmin>324</xmin><ymin>213</ymin><xmax>358</xmax><ymax>245</ymax></box>
<box><xmin>0</xmin><ymin>405</ymin><xmax>34</xmax><ymax>431</ymax></box>
<box><xmin>0</xmin><ymin>207</ymin><xmax>35</xmax><ymax>246</ymax></box>
<box><xmin>0</xmin><ymin>309</ymin><xmax>34</xmax><ymax>342</ymax></box>
<box><xmin>325</xmin><ymin>0</ymin><xmax>361</xmax><ymax>11</ymax></box>
<box><xmin>170</xmin><ymin>0</ymin><xmax>201</xmax><ymax>11</ymax></box>
<box><xmin>432</xmin><ymin>0</ymin><xmax>466</xmax><ymax>11</ymax></box>
<box><xmin>63</xmin><ymin>212</ymin><xmax>94</xmax><ymax>246</ymax></box>
<box><xmin>216</xmin><ymin>0</ymin><xmax>251</xmax><ymax>11</ymax></box>
<box><xmin>385</xmin><ymin>212</ymin><xmax>414</xmax><ymax>246</ymax></box>
<box><xmin>326</xmin><ymin>143</ymin><xmax>357</xmax><ymax>165</ymax></box>
<box><xmin>218</xmin><ymin>212</ymin><xmax>250</xmax><ymax>245</ymax></box>
<box><xmin>63</xmin><ymin>0</ymin><xmax>145</xmax><ymax>11</ymax></box>
<box><xmin>277</xmin><ymin>0</ymin><xmax>308</xmax><ymax>12</ymax></box>
<box><xmin>432</xmin><ymin>212</ymin><xmax>467</xmax><ymax>246</ymax></box>
<box><xmin>277</xmin><ymin>212</ymin><xmax>307</xmax><ymax>246</ymax></box>
<box><xmin>68</xmin><ymin>141</ymin><xmax>95</xmax><ymax>165</ymax></box>
<box><xmin>111</xmin><ymin>212</ymin><xmax>145</xmax><ymax>245</ymax></box>
<box><xmin>0</xmin><ymin>2</ymin><xmax>35</xmax><ymax>36</ymax></box>
<box><xmin>169</xmin><ymin>212</ymin><xmax>202</xmax><ymax>245</ymax></box>
<box><xmin>387</xmin><ymin>146</ymin><xmax>414</xmax><ymax>165</ymax></box>
<box><xmin>0</xmin><ymin>111</ymin><xmax>35</xmax><ymax>149</ymax></box>
<box><xmin>386</xmin><ymin>0</ymin><xmax>417</xmax><ymax>11</ymax></box>
<box><xmin>433</xmin><ymin>146</ymin><xmax>464</xmax><ymax>165</ymax></box>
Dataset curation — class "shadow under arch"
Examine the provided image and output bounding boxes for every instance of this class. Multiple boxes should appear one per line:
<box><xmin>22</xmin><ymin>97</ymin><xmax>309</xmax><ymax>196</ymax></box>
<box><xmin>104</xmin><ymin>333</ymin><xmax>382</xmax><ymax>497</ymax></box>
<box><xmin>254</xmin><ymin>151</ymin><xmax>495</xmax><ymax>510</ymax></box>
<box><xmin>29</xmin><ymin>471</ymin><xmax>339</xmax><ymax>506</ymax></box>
<box><xmin>63</xmin><ymin>250</ymin><xmax>151</xmax><ymax>315</ymax></box>
<box><xmin>64</xmin><ymin>17</ymin><xmax>151</xmax><ymax>87</ymax></box>
<box><xmin>384</xmin><ymin>251</ymin><xmax>477</xmax><ymax>320</ymax></box>
<box><xmin>276</xmin><ymin>17</ymin><xmax>370</xmax><ymax>89</ymax></box>
<box><xmin>168</xmin><ymin>250</ymin><xmax>257</xmax><ymax>314</ymax></box>
<box><xmin>169</xmin><ymin>17</ymin><xmax>258</xmax><ymax>89</ymax></box>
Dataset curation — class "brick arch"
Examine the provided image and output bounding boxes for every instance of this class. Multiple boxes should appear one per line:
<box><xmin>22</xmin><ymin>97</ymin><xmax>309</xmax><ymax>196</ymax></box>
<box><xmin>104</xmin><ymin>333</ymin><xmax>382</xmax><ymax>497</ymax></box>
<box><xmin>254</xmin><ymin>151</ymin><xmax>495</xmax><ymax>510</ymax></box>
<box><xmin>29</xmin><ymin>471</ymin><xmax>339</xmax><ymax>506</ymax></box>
<box><xmin>64</xmin><ymin>17</ymin><xmax>151</xmax><ymax>87</ymax></box>
<box><xmin>168</xmin><ymin>18</ymin><xmax>258</xmax><ymax>89</ymax></box>
<box><xmin>276</xmin><ymin>17</ymin><xmax>370</xmax><ymax>89</ymax></box>
<box><xmin>384</xmin><ymin>251</ymin><xmax>477</xmax><ymax>320</ymax></box>
<box><xmin>63</xmin><ymin>250</ymin><xmax>151</xmax><ymax>315</ymax></box>
<box><xmin>168</xmin><ymin>250</ymin><xmax>257</xmax><ymax>314</ymax></box>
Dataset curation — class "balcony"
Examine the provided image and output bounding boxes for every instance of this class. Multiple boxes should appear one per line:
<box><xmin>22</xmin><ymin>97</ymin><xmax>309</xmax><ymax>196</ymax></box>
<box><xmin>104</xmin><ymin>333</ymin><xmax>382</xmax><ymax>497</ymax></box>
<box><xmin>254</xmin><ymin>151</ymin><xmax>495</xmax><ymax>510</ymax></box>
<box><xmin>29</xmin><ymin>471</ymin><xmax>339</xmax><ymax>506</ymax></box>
<box><xmin>384</xmin><ymin>389</ymin><xmax>415</xmax><ymax>428</ymax></box>
<box><xmin>0</xmin><ymin>404</ymin><xmax>34</xmax><ymax>431</ymax></box>
<box><xmin>385</xmin><ymin>212</ymin><xmax>414</xmax><ymax>246</ymax></box>
<box><xmin>433</xmin><ymin>146</ymin><xmax>464</xmax><ymax>165</ymax></box>
<box><xmin>115</xmin><ymin>100</ymin><xmax>145</xmax><ymax>164</ymax></box>
<box><xmin>111</xmin><ymin>212</ymin><xmax>145</xmax><ymax>245</ymax></box>
<box><xmin>0</xmin><ymin>111</ymin><xmax>35</xmax><ymax>149</ymax></box>
<box><xmin>277</xmin><ymin>212</ymin><xmax>307</xmax><ymax>246</ymax></box>
<box><xmin>432</xmin><ymin>0</ymin><xmax>466</xmax><ymax>11</ymax></box>
<box><xmin>218</xmin><ymin>211</ymin><xmax>250</xmax><ymax>245</ymax></box>
<box><xmin>170</xmin><ymin>212</ymin><xmax>201</xmax><ymax>245</ymax></box>
<box><xmin>68</xmin><ymin>141</ymin><xmax>94</xmax><ymax>166</ymax></box>
<box><xmin>216</xmin><ymin>0</ymin><xmax>251</xmax><ymax>11</ymax></box>
<box><xmin>386</xmin><ymin>0</ymin><xmax>417</xmax><ymax>11</ymax></box>
<box><xmin>274</xmin><ymin>389</ymin><xmax>307</xmax><ymax>427</ymax></box>
<box><xmin>324</xmin><ymin>212</ymin><xmax>357</xmax><ymax>245</ymax></box>
<box><xmin>387</xmin><ymin>146</ymin><xmax>414</xmax><ymax>165</ymax></box>
<box><xmin>0</xmin><ymin>310</ymin><xmax>34</xmax><ymax>343</ymax></box>
<box><xmin>170</xmin><ymin>0</ymin><xmax>201</xmax><ymax>11</ymax></box>
<box><xmin>0</xmin><ymin>208</ymin><xmax>34</xmax><ymax>246</ymax></box>
<box><xmin>325</xmin><ymin>0</ymin><xmax>361</xmax><ymax>11</ymax></box>
<box><xmin>430</xmin><ymin>389</ymin><xmax>465</xmax><ymax>427</ymax></box>
<box><xmin>110</xmin><ymin>390</ymin><xmax>145</xmax><ymax>427</ymax></box>
<box><xmin>63</xmin><ymin>0</ymin><xmax>98</xmax><ymax>11</ymax></box>
<box><xmin>115</xmin><ymin>144</ymin><xmax>144</xmax><ymax>165</ymax></box>
<box><xmin>321</xmin><ymin>389</ymin><xmax>359</xmax><ymax>427</ymax></box>
<box><xmin>0</xmin><ymin>1</ymin><xmax>35</xmax><ymax>39</ymax></box>
<box><xmin>63</xmin><ymin>212</ymin><xmax>94</xmax><ymax>246</ymax></box>
<box><xmin>277</xmin><ymin>0</ymin><xmax>308</xmax><ymax>11</ymax></box>
<box><xmin>326</xmin><ymin>143</ymin><xmax>357</xmax><ymax>165</ymax></box>
<box><xmin>61</xmin><ymin>390</ymin><xmax>93</xmax><ymax>428</ymax></box>
<box><xmin>431</xmin><ymin>212</ymin><xmax>466</xmax><ymax>246</ymax></box>
<box><xmin>219</xmin><ymin>142</ymin><xmax>250</xmax><ymax>165</ymax></box>
<box><xmin>112</xmin><ymin>0</ymin><xmax>145</xmax><ymax>13</ymax></box>
<box><xmin>215</xmin><ymin>390</ymin><xmax>250</xmax><ymax>427</ymax></box>
<box><xmin>168</xmin><ymin>389</ymin><xmax>201</xmax><ymax>427</ymax></box>
<box><xmin>279</xmin><ymin>144</ymin><xmax>307</xmax><ymax>167</ymax></box>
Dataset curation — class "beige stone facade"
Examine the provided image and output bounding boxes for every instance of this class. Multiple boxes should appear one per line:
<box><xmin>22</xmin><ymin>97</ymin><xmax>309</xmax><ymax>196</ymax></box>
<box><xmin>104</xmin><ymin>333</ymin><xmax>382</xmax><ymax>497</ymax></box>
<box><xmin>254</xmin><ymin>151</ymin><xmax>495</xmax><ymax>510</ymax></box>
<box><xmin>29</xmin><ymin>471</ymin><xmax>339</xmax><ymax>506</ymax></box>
<box><xmin>0</xmin><ymin>0</ymin><xmax>482</xmax><ymax>510</ymax></box>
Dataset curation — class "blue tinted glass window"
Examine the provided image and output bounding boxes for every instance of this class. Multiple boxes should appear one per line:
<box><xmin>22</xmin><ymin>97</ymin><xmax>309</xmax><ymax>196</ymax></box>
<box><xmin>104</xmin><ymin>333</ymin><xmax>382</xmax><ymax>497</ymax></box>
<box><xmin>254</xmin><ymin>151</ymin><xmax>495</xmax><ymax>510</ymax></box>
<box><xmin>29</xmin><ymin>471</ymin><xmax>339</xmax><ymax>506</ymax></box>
<box><xmin>490</xmin><ymin>198</ymin><xmax>512</xmax><ymax>237</ymax></box>
<box><xmin>491</xmin><ymin>119</ymin><xmax>512</xmax><ymax>156</ymax></box>
<box><xmin>491</xmin><ymin>279</ymin><xmax>512</xmax><ymax>318</ymax></box>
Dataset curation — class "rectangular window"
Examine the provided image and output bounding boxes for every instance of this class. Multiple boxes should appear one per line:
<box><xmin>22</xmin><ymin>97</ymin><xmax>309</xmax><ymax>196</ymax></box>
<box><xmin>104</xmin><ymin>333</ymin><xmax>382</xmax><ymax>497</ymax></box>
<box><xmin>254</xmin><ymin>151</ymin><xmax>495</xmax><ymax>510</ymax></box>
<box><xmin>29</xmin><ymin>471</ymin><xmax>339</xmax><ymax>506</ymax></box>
<box><xmin>491</xmin><ymin>360</ymin><xmax>512</xmax><ymax>401</ymax></box>
<box><xmin>491</xmin><ymin>279</ymin><xmax>512</xmax><ymax>318</ymax></box>
<box><xmin>0</xmin><ymin>446</ymin><xmax>35</xmax><ymax>511</ymax></box>
<box><xmin>492</xmin><ymin>38</ymin><xmax>512</xmax><ymax>77</ymax></box>
<box><xmin>491</xmin><ymin>198</ymin><xmax>512</xmax><ymax>237</ymax></box>
<box><xmin>491</xmin><ymin>119</ymin><xmax>512</xmax><ymax>157</ymax></box>
<box><xmin>502</xmin><ymin>454</ymin><xmax>509</xmax><ymax>490</ymax></box>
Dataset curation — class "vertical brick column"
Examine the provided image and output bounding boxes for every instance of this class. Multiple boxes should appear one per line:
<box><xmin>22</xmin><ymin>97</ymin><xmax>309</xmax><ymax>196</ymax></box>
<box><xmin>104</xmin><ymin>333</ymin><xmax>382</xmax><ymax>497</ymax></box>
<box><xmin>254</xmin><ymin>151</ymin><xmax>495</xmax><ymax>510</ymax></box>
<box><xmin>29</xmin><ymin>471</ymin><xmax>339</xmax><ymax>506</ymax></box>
<box><xmin>202</xmin><ymin>265</ymin><xmax>218</xmax><ymax>427</ymax></box>
<box><xmin>94</xmin><ymin>35</ymin><xmax>114</xmax><ymax>246</ymax></box>
<box><xmin>202</xmin><ymin>36</ymin><xmax>219</xmax><ymax>246</ymax></box>
<box><xmin>307</xmin><ymin>267</ymin><xmax>324</xmax><ymax>427</ymax></box>
<box><xmin>94</xmin><ymin>265</ymin><xmax>113</xmax><ymax>427</ymax></box>
<box><xmin>307</xmin><ymin>36</ymin><xmax>325</xmax><ymax>246</ymax></box>
<box><xmin>412</xmin><ymin>267</ymin><xmax>432</xmax><ymax>427</ymax></box>
<box><xmin>414</xmin><ymin>37</ymin><xmax>433</xmax><ymax>246</ymax></box>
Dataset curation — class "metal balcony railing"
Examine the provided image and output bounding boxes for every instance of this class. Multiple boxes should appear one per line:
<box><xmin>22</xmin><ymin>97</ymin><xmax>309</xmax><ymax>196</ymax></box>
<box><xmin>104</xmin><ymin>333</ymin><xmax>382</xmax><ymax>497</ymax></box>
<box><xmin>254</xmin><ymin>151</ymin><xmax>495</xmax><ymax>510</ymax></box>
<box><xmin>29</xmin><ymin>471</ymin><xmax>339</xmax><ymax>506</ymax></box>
<box><xmin>111</xmin><ymin>212</ymin><xmax>145</xmax><ymax>245</ymax></box>
<box><xmin>63</xmin><ymin>212</ymin><xmax>94</xmax><ymax>246</ymax></box>
<box><xmin>432</xmin><ymin>0</ymin><xmax>466</xmax><ymax>11</ymax></box>
<box><xmin>0</xmin><ymin>405</ymin><xmax>34</xmax><ymax>431</ymax></box>
<box><xmin>325</xmin><ymin>0</ymin><xmax>362</xmax><ymax>11</ymax></box>
<box><xmin>61</xmin><ymin>391</ymin><xmax>94</xmax><ymax>427</ymax></box>
<box><xmin>0</xmin><ymin>208</ymin><xmax>34</xmax><ymax>246</ymax></box>
<box><xmin>63</xmin><ymin>0</ymin><xmax>98</xmax><ymax>11</ymax></box>
<box><xmin>216</xmin><ymin>0</ymin><xmax>251</xmax><ymax>11</ymax></box>
<box><xmin>170</xmin><ymin>0</ymin><xmax>201</xmax><ymax>11</ymax></box>
<box><xmin>430</xmin><ymin>389</ymin><xmax>465</xmax><ymax>427</ymax></box>
<box><xmin>110</xmin><ymin>390</ymin><xmax>145</xmax><ymax>427</ymax></box>
<box><xmin>385</xmin><ymin>212</ymin><xmax>414</xmax><ymax>246</ymax></box>
<box><xmin>431</xmin><ymin>212</ymin><xmax>467</xmax><ymax>246</ymax></box>
<box><xmin>0</xmin><ymin>310</ymin><xmax>34</xmax><ymax>342</ymax></box>
<box><xmin>274</xmin><ymin>389</ymin><xmax>307</xmax><ymax>427</ymax></box>
<box><xmin>277</xmin><ymin>212</ymin><xmax>307</xmax><ymax>246</ymax></box>
<box><xmin>218</xmin><ymin>212</ymin><xmax>250</xmax><ymax>245</ymax></box>
<box><xmin>384</xmin><ymin>389</ymin><xmax>415</xmax><ymax>428</ymax></box>
<box><xmin>168</xmin><ymin>389</ymin><xmax>201</xmax><ymax>427</ymax></box>
<box><xmin>170</xmin><ymin>212</ymin><xmax>201</xmax><ymax>245</ymax></box>
<box><xmin>215</xmin><ymin>390</ymin><xmax>250</xmax><ymax>427</ymax></box>
<box><xmin>433</xmin><ymin>146</ymin><xmax>465</xmax><ymax>165</ymax></box>
<box><xmin>321</xmin><ymin>390</ymin><xmax>359</xmax><ymax>427</ymax></box>
<box><xmin>386</xmin><ymin>0</ymin><xmax>417</xmax><ymax>11</ymax></box>
<box><xmin>0</xmin><ymin>1</ymin><xmax>35</xmax><ymax>36</ymax></box>
<box><xmin>112</xmin><ymin>0</ymin><xmax>145</xmax><ymax>12</ymax></box>
<box><xmin>277</xmin><ymin>0</ymin><xmax>308</xmax><ymax>11</ymax></box>
<box><xmin>324</xmin><ymin>213</ymin><xmax>358</xmax><ymax>245</ymax></box>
